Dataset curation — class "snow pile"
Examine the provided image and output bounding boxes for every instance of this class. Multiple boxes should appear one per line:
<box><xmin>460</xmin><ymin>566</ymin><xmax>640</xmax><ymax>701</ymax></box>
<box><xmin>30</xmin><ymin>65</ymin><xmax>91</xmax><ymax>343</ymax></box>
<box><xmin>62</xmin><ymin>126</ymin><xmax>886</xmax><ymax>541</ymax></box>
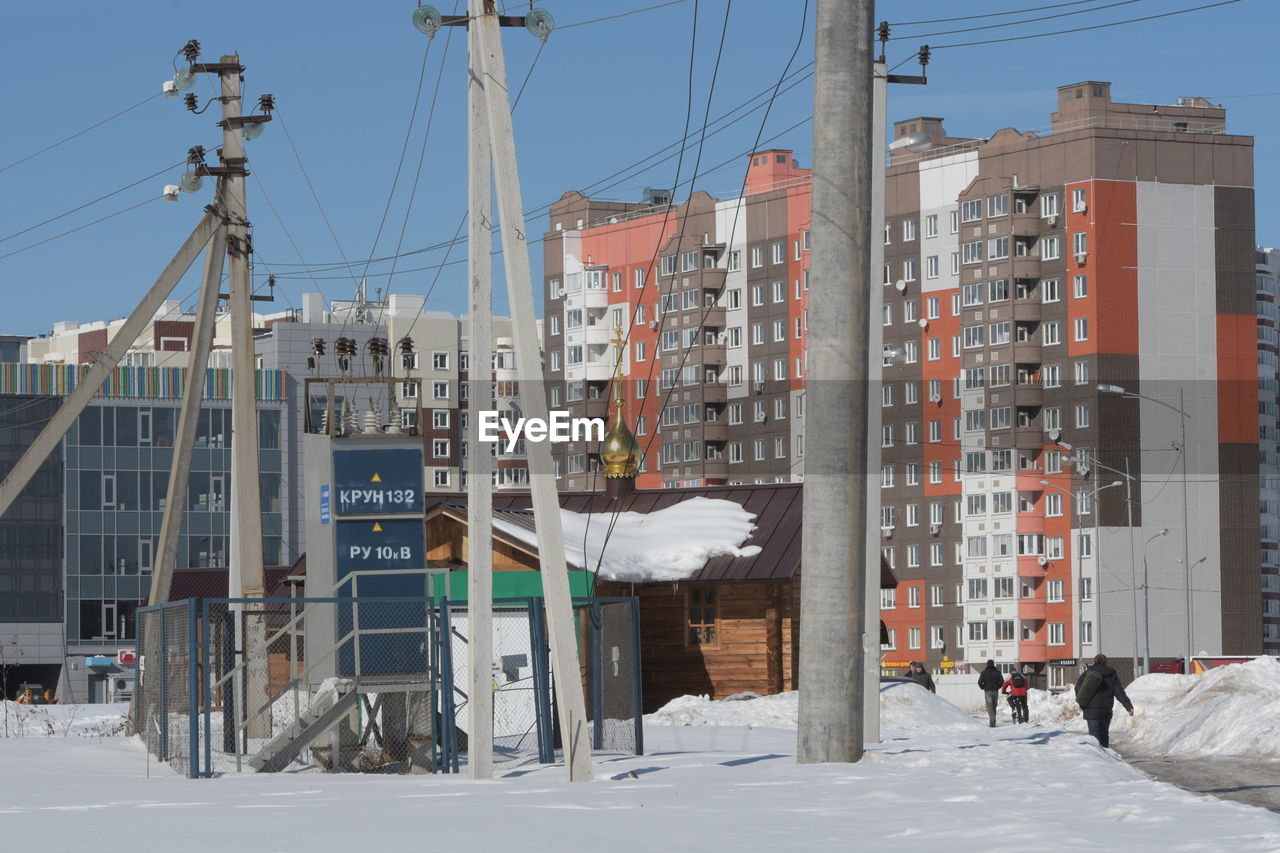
<box><xmin>492</xmin><ymin>496</ymin><xmax>762</xmax><ymax>582</ymax></box>
<box><xmin>0</xmin><ymin>701</ymin><xmax>128</xmax><ymax>738</ymax></box>
<box><xmin>1022</xmin><ymin>658</ymin><xmax>1280</xmax><ymax>759</ymax></box>
<box><xmin>646</xmin><ymin>682</ymin><xmax>979</xmax><ymax>733</ymax></box>
<box><xmin>1114</xmin><ymin>657</ymin><xmax>1280</xmax><ymax>758</ymax></box>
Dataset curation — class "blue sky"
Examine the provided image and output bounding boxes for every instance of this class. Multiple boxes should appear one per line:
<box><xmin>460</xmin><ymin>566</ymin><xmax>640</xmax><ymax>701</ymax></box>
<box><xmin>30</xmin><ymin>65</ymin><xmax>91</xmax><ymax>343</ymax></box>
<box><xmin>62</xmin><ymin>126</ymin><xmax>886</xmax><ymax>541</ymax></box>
<box><xmin>1</xmin><ymin>0</ymin><xmax>1275</xmax><ymax>334</ymax></box>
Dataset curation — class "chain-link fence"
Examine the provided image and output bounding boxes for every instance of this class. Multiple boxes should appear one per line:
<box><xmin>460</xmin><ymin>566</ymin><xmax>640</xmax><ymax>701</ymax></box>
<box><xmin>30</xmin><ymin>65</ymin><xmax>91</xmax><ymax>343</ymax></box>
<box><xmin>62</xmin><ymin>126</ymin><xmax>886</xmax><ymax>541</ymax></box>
<box><xmin>135</xmin><ymin>600</ymin><xmax>199</xmax><ymax>777</ymax></box>
<box><xmin>134</xmin><ymin>594</ymin><xmax>641</xmax><ymax>778</ymax></box>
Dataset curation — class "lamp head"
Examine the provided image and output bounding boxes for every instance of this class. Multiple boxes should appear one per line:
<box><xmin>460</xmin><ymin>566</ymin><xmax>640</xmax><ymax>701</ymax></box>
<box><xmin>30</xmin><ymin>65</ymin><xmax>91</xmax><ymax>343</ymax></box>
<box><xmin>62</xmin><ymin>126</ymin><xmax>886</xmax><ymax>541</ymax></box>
<box><xmin>1097</xmin><ymin>383</ymin><xmax>1127</xmax><ymax>394</ymax></box>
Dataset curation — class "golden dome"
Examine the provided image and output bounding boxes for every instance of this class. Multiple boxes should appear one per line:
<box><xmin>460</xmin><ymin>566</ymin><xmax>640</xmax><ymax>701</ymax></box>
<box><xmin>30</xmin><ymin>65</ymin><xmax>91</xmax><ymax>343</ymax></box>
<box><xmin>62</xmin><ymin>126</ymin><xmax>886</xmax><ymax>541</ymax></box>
<box><xmin>600</xmin><ymin>397</ymin><xmax>641</xmax><ymax>479</ymax></box>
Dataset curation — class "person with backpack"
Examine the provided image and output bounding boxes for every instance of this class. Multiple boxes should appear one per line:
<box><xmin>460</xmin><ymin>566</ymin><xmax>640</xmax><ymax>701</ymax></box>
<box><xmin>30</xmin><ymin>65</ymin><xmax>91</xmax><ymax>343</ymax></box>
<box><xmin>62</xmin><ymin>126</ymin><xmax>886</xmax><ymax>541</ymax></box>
<box><xmin>1074</xmin><ymin>654</ymin><xmax>1134</xmax><ymax>749</ymax></box>
<box><xmin>977</xmin><ymin>659</ymin><xmax>1004</xmax><ymax>727</ymax></box>
<box><xmin>1001</xmin><ymin>669</ymin><xmax>1030</xmax><ymax>723</ymax></box>
<box><xmin>907</xmin><ymin>661</ymin><xmax>936</xmax><ymax>693</ymax></box>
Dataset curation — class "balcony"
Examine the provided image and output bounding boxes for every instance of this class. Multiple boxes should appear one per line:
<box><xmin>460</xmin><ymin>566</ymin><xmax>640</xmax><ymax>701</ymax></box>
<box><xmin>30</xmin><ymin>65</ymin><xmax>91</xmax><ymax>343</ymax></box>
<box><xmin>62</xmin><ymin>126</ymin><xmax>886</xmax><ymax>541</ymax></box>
<box><xmin>703</xmin><ymin>458</ymin><xmax>728</xmax><ymax>480</ymax></box>
<box><xmin>583</xmin><ymin>324</ymin><xmax>612</xmax><ymax>346</ymax></box>
<box><xmin>1017</xmin><ymin>556</ymin><xmax>1048</xmax><ymax>578</ymax></box>
<box><xmin>702</xmin><ymin>420</ymin><xmax>728</xmax><ymax>442</ymax></box>
<box><xmin>702</xmin><ymin>382</ymin><xmax>727</xmax><ymax>404</ymax></box>
<box><xmin>1011</xmin><ymin>257</ymin><xmax>1041</xmax><ymax>279</ymax></box>
<box><xmin>1018</xmin><ymin>640</ymin><xmax>1049</xmax><ymax>663</ymax></box>
<box><xmin>1013</xmin><ymin>342</ymin><xmax>1041</xmax><ymax>363</ymax></box>
<box><xmin>1014</xmin><ymin>429</ymin><xmax>1047</xmax><ymax>450</ymax></box>
<box><xmin>1015</xmin><ymin>470</ymin><xmax>1046</xmax><ymax>492</ymax></box>
<box><xmin>1015</xmin><ymin>513</ymin><xmax>1046</xmax><ymax>534</ymax></box>
<box><xmin>1011</xmin><ymin>212</ymin><xmax>1040</xmax><ymax>237</ymax></box>
<box><xmin>701</xmin><ymin>342</ymin><xmax>727</xmax><ymax>365</ymax></box>
<box><xmin>1018</xmin><ymin>597</ymin><xmax>1047</xmax><ymax>621</ymax></box>
<box><xmin>1012</xmin><ymin>301</ymin><xmax>1042</xmax><ymax>322</ymax></box>
<box><xmin>701</xmin><ymin>305</ymin><xmax>727</xmax><ymax>329</ymax></box>
<box><xmin>579</xmin><ymin>396</ymin><xmax>610</xmax><ymax>419</ymax></box>
<box><xmin>1015</xmin><ymin>385</ymin><xmax>1044</xmax><ymax>408</ymax></box>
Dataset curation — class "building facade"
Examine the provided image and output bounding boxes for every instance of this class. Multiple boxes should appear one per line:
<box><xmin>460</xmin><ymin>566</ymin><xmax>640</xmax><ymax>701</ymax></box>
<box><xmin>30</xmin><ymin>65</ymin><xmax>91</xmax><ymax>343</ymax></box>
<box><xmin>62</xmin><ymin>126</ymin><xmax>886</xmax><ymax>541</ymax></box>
<box><xmin>542</xmin><ymin>82</ymin><xmax>1262</xmax><ymax>681</ymax></box>
<box><xmin>1257</xmin><ymin>246</ymin><xmax>1280</xmax><ymax>654</ymax></box>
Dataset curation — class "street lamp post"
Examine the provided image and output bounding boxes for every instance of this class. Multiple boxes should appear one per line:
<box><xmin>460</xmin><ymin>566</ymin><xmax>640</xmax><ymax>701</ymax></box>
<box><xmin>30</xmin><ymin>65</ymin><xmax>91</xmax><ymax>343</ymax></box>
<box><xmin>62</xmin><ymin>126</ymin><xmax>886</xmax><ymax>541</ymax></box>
<box><xmin>1099</xmin><ymin>384</ymin><xmax>1192</xmax><ymax>668</ymax></box>
<box><xmin>1141</xmin><ymin>528</ymin><xmax>1169</xmax><ymax>673</ymax></box>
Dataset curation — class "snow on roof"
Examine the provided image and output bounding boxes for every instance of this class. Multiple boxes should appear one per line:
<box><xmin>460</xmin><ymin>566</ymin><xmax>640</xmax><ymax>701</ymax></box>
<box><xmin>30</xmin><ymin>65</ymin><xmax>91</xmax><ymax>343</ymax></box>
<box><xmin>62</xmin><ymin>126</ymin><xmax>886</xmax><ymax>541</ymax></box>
<box><xmin>488</xmin><ymin>496</ymin><xmax>762</xmax><ymax>583</ymax></box>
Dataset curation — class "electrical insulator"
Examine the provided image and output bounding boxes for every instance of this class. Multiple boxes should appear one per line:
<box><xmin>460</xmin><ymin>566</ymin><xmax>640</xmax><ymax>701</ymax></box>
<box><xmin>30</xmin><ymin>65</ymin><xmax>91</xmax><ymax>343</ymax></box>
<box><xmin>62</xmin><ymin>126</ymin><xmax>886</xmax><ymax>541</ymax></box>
<box><xmin>182</xmin><ymin>39</ymin><xmax>201</xmax><ymax>63</ymax></box>
<box><xmin>919</xmin><ymin>45</ymin><xmax>930</xmax><ymax>68</ymax></box>
<box><xmin>877</xmin><ymin>21</ymin><xmax>890</xmax><ymax>43</ymax></box>
<box><xmin>311</xmin><ymin>338</ymin><xmax>326</xmax><ymax>356</ymax></box>
<box><xmin>258</xmin><ymin>94</ymin><xmax>275</xmax><ymax>113</ymax></box>
<box><xmin>398</xmin><ymin>336</ymin><xmax>415</xmax><ymax>356</ymax></box>
<box><xmin>187</xmin><ymin>145</ymin><xmax>206</xmax><ymax>165</ymax></box>
<box><xmin>184</xmin><ymin>93</ymin><xmax>199</xmax><ymax>112</ymax></box>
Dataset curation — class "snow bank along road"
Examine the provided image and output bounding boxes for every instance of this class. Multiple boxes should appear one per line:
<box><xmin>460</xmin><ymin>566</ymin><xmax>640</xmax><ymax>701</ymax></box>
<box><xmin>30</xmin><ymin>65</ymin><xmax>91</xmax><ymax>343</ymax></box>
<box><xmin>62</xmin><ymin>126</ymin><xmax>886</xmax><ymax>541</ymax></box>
<box><xmin>4</xmin><ymin>684</ymin><xmax>1280</xmax><ymax>853</ymax></box>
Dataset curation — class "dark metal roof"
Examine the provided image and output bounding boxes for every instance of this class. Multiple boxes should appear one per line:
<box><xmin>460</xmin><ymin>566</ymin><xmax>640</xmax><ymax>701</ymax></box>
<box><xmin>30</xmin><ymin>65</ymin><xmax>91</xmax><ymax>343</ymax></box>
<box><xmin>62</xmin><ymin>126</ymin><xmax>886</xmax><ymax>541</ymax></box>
<box><xmin>429</xmin><ymin>483</ymin><xmax>896</xmax><ymax>587</ymax></box>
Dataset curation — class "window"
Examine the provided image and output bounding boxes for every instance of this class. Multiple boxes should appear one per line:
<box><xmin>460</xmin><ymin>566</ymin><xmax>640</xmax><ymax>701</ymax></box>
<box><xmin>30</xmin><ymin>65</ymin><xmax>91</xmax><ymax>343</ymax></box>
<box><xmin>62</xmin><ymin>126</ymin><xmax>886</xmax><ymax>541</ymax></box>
<box><xmin>1046</xmin><ymin>537</ymin><xmax>1064</xmax><ymax>561</ymax></box>
<box><xmin>989</xmin><ymin>279</ymin><xmax>1009</xmax><ymax>302</ymax></box>
<box><xmin>904</xmin><ymin>341</ymin><xmax>918</xmax><ymax>363</ymax></box>
<box><xmin>432</xmin><ymin>469</ymin><xmax>450</xmax><ymax>488</ymax></box>
<box><xmin>907</xmin><ymin>547</ymin><xmax>920</xmax><ymax>569</ymax></box>
<box><xmin>884</xmin><ymin>223</ymin><xmax>892</xmax><ymax>245</ymax></box>
<box><xmin>990</xmin><ymin>406</ymin><xmax>1011</xmax><ymax>430</ymax></box>
<box><xmin>967</xmin><ymin>536</ymin><xmax>987</xmax><ymax>558</ymax></box>
<box><xmin>930</xmin><ymin>584</ymin><xmax>945</xmax><ymax>607</ymax></box>
<box><xmin>1075</xmin><ymin>404</ymin><xmax>1090</xmax><ymax>428</ymax></box>
<box><xmin>1041</xmin><ymin>193</ymin><xmax>1060</xmax><ymax>218</ymax></box>
<box><xmin>950</xmin><ymin>210</ymin><xmax>959</xmax><ymax>233</ymax></box>
<box><xmin>750</xmin><ymin>247</ymin><xmax>764</xmax><ymax>268</ymax></box>
<box><xmin>1073</xmin><ymin>231</ymin><xmax>1088</xmax><ymax>258</ymax></box>
<box><xmin>1074</xmin><ymin>361</ymin><xmax>1089</xmax><ymax>385</ymax></box>
<box><xmin>432</xmin><ymin>409</ymin><xmax>450</xmax><ymax>430</ymax></box>
<box><xmin>903</xmin><ymin>219</ymin><xmax>917</xmax><ymax>241</ymax></box>
<box><xmin>962</xmin><ymin>283</ymin><xmax>984</xmax><ymax>307</ymax></box>
<box><xmin>929</xmin><ymin>626</ymin><xmax>945</xmax><ymax>649</ymax></box>
<box><xmin>994</xmin><ymin>577</ymin><xmax>1014</xmax><ymax>599</ymax></box>
<box><xmin>1042</xmin><ymin>364</ymin><xmax>1061</xmax><ymax>388</ymax></box>
<box><xmin>988</xmin><ymin>237</ymin><xmax>1010</xmax><ymax>260</ymax></box>
<box><xmin>1081</xmin><ymin>577</ymin><xmax>1093</xmax><ymax>602</ymax></box>
<box><xmin>881</xmin><ymin>464</ymin><xmax>895</xmax><ymax>487</ymax></box>
<box><xmin>990</xmin><ymin>321</ymin><xmax>1011</xmax><ymax>346</ymax></box>
<box><xmin>924</xmin><ymin>214</ymin><xmax>938</xmax><ymax>238</ymax></box>
<box><xmin>962</xmin><ymin>241</ymin><xmax>983</xmax><ymax>265</ymax></box>
<box><xmin>432</xmin><ymin>439</ymin><xmax>450</xmax><ymax>458</ymax></box>
<box><xmin>924</xmin><ymin>255</ymin><xmax>939</xmax><ymax>279</ymax></box>
<box><xmin>772</xmin><ymin>281</ymin><xmax>785</xmax><ymax>303</ymax></box>
<box><xmin>1042</xmin><ymin>278</ymin><xmax>1060</xmax><ymax>303</ymax></box>
<box><xmin>548</xmin><ymin>316</ymin><xmax>561</xmax><ymax>337</ymax></box>
<box><xmin>1044</xmin><ymin>322</ymin><xmax>1061</xmax><ymax>346</ymax></box>
<box><xmin>1074</xmin><ymin>317</ymin><xmax>1088</xmax><ymax>342</ymax></box>
<box><xmin>1046</xmin><ymin>493</ymin><xmax>1063</xmax><ymax>517</ymax></box>
<box><xmin>994</xmin><ymin>620</ymin><xmax>1016</xmax><ymax>641</ymax></box>
<box><xmin>751</xmin><ymin>284</ymin><xmax>765</xmax><ymax>306</ymax></box>
<box><xmin>1042</xmin><ymin>236</ymin><xmax>1061</xmax><ymax>261</ymax></box>
<box><xmin>771</xmin><ymin>242</ymin><xmax>785</xmax><ymax>264</ymax></box>
<box><xmin>1017</xmin><ymin>534</ymin><xmax>1043</xmax><ymax>556</ymax></box>
<box><xmin>988</xmin><ymin>194</ymin><xmax>1008</xmax><ymax>217</ymax></box>
<box><xmin>1071</xmin><ymin>187</ymin><xmax>1087</xmax><ymax>212</ymax></box>
<box><xmin>1048</xmin><ymin>622</ymin><xmax>1066</xmax><ymax>646</ymax></box>
<box><xmin>773</xmin><ymin>320</ymin><xmax>786</xmax><ymax>342</ymax></box>
<box><xmin>961</xmin><ymin>199</ymin><xmax>983</xmax><ymax>222</ymax></box>
<box><xmin>927</xmin><ymin>338</ymin><xmax>941</xmax><ymax>361</ymax></box>
<box><xmin>963</xmin><ymin>325</ymin><xmax>985</xmax><ymax>349</ymax></box>
<box><xmin>882</xmin><ymin>628</ymin><xmax>897</xmax><ymax>651</ymax></box>
<box><xmin>1044</xmin><ymin>407</ymin><xmax>1061</xmax><ymax>430</ymax></box>
<box><xmin>906</xmin><ymin>461</ymin><xmax>920</xmax><ymax>483</ymax></box>
<box><xmin>904</xmin><ymin>259</ymin><xmax>918</xmax><ymax>282</ymax></box>
<box><xmin>929</xmin><ymin>461</ymin><xmax>942</xmax><ymax>483</ymax></box>
<box><xmin>880</xmin><ymin>588</ymin><xmax>897</xmax><ymax>610</ymax></box>
<box><xmin>968</xmin><ymin>621</ymin><xmax>989</xmax><ymax>642</ymax></box>
<box><xmin>687</xmin><ymin>588</ymin><xmax>719</xmax><ymax>645</ymax></box>
<box><xmin>968</xmin><ymin>578</ymin><xmax>989</xmax><ymax>600</ymax></box>
<box><xmin>729</xmin><ymin>442</ymin><xmax>743</xmax><ymax>463</ymax></box>
<box><xmin>754</xmin><ymin>439</ymin><xmax>766</xmax><ymax>461</ymax></box>
<box><xmin>1081</xmin><ymin>621</ymin><xmax>1094</xmax><ymax>645</ymax></box>
<box><xmin>992</xmin><ymin>492</ymin><xmax>1013</xmax><ymax>515</ymax></box>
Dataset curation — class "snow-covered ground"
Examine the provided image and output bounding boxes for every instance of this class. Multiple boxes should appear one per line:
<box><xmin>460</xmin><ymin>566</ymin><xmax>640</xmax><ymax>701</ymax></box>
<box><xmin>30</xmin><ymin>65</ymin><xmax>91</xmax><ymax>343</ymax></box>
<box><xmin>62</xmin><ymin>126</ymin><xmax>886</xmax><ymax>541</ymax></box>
<box><xmin>1025</xmin><ymin>657</ymin><xmax>1280</xmax><ymax>759</ymax></box>
<box><xmin>4</xmin><ymin>684</ymin><xmax>1280</xmax><ymax>852</ymax></box>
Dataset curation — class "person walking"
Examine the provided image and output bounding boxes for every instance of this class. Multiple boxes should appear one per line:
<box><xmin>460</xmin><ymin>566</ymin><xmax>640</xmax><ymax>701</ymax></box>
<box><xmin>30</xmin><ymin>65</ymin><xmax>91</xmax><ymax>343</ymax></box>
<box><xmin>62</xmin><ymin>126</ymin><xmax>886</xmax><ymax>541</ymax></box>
<box><xmin>906</xmin><ymin>661</ymin><xmax>936</xmax><ymax>693</ymax></box>
<box><xmin>1001</xmin><ymin>669</ymin><xmax>1030</xmax><ymax>724</ymax></box>
<box><xmin>1074</xmin><ymin>654</ymin><xmax>1134</xmax><ymax>749</ymax></box>
<box><xmin>977</xmin><ymin>659</ymin><xmax>1003</xmax><ymax>727</ymax></box>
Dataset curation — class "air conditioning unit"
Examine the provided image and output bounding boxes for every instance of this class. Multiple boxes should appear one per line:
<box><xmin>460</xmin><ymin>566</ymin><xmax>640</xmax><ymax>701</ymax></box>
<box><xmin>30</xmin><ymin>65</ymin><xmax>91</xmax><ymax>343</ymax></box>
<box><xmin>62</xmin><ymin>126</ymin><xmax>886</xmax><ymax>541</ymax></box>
<box><xmin>1074</xmin><ymin>252</ymin><xmax>1088</xmax><ymax>264</ymax></box>
<box><xmin>649</xmin><ymin>320</ymin><xmax>659</xmax><ymax>330</ymax></box>
<box><xmin>1046</xmin><ymin>215</ymin><xmax>1058</xmax><ymax>227</ymax></box>
<box><xmin>754</xmin><ymin>382</ymin><xmax>765</xmax><ymax>395</ymax></box>
<box><xmin>881</xmin><ymin>525</ymin><xmax>895</xmax><ymax>538</ymax></box>
<box><xmin>929</xmin><ymin>524</ymin><xmax>941</xmax><ymax>536</ymax></box>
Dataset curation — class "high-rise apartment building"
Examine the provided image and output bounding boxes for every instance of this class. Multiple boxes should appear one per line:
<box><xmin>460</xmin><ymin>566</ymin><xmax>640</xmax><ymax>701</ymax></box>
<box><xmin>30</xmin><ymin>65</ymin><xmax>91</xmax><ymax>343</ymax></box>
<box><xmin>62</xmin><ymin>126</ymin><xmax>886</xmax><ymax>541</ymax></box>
<box><xmin>1256</xmin><ymin>246</ymin><xmax>1280</xmax><ymax>654</ymax></box>
<box><xmin>542</xmin><ymin>82</ymin><xmax>1262</xmax><ymax>681</ymax></box>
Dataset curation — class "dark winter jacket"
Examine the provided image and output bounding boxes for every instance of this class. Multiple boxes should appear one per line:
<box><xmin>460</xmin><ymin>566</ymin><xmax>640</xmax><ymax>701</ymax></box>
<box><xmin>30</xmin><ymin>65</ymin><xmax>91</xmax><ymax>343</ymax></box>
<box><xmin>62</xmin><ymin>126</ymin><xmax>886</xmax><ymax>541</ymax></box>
<box><xmin>1074</xmin><ymin>663</ymin><xmax>1134</xmax><ymax>720</ymax></box>
<box><xmin>1000</xmin><ymin>675</ymin><xmax>1029</xmax><ymax>698</ymax></box>
<box><xmin>977</xmin><ymin>665</ymin><xmax>1004</xmax><ymax>691</ymax></box>
<box><xmin>907</xmin><ymin>665</ymin><xmax>936</xmax><ymax>693</ymax></box>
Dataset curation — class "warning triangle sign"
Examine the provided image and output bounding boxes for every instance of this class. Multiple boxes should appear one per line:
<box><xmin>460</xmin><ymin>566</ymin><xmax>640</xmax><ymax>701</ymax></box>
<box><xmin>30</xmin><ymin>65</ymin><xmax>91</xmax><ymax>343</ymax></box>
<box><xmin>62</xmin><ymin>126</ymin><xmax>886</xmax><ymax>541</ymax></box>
<box><xmin>371</xmin><ymin>473</ymin><xmax>382</xmax><ymax>483</ymax></box>
<box><xmin>372</xmin><ymin>522</ymin><xmax>383</xmax><ymax>532</ymax></box>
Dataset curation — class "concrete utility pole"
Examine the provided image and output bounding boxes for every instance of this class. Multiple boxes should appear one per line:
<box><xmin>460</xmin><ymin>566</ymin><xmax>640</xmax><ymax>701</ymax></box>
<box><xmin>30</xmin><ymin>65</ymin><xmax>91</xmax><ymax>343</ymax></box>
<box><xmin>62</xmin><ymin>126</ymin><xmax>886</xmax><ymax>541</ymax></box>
<box><xmin>0</xmin><ymin>211</ymin><xmax>220</xmax><ymax>520</ymax></box>
<box><xmin>471</xmin><ymin>2</ymin><xmax>593</xmax><ymax>781</ymax></box>
<box><xmin>799</xmin><ymin>0</ymin><xmax>875</xmax><ymax>764</ymax></box>
<box><xmin>466</xmin><ymin>9</ymin><xmax>496</xmax><ymax>780</ymax></box>
<box><xmin>150</xmin><ymin>219</ymin><xmax>227</xmax><ymax>605</ymax></box>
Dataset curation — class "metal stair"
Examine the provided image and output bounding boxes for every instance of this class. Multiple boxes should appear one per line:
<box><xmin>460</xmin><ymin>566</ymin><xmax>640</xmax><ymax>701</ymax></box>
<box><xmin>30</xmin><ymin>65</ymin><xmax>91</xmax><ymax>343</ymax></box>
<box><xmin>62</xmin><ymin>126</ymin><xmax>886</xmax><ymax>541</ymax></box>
<box><xmin>249</xmin><ymin>683</ymin><xmax>359</xmax><ymax>773</ymax></box>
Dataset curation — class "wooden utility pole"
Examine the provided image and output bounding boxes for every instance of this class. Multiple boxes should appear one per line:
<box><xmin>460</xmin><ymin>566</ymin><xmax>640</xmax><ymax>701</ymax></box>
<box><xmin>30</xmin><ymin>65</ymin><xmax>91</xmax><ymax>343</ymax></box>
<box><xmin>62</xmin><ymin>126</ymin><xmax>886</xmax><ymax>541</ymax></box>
<box><xmin>798</xmin><ymin>0</ymin><xmax>875</xmax><ymax>764</ymax></box>
<box><xmin>471</xmin><ymin>2</ymin><xmax>593</xmax><ymax>781</ymax></box>
<box><xmin>466</xmin><ymin>6</ymin><xmax>496</xmax><ymax>780</ymax></box>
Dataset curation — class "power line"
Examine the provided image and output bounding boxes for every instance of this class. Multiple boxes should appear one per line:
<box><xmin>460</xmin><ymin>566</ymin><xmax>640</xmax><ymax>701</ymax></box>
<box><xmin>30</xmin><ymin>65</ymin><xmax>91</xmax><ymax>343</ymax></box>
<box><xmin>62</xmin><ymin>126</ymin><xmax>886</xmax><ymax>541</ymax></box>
<box><xmin>890</xmin><ymin>0</ymin><xmax>1114</xmax><ymax>26</ymax></box>
<box><xmin>929</xmin><ymin>0</ymin><xmax>1241</xmax><ymax>50</ymax></box>
<box><xmin>0</xmin><ymin>158</ymin><xmax>187</xmax><ymax>246</ymax></box>
<box><xmin>0</xmin><ymin>196</ymin><xmax>162</xmax><ymax>262</ymax></box>
<box><xmin>0</xmin><ymin>92</ymin><xmax>162</xmax><ymax>176</ymax></box>
<box><xmin>888</xmin><ymin>0</ymin><xmax>1150</xmax><ymax>40</ymax></box>
<box><xmin>558</xmin><ymin>0</ymin><xmax>691</xmax><ymax>30</ymax></box>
